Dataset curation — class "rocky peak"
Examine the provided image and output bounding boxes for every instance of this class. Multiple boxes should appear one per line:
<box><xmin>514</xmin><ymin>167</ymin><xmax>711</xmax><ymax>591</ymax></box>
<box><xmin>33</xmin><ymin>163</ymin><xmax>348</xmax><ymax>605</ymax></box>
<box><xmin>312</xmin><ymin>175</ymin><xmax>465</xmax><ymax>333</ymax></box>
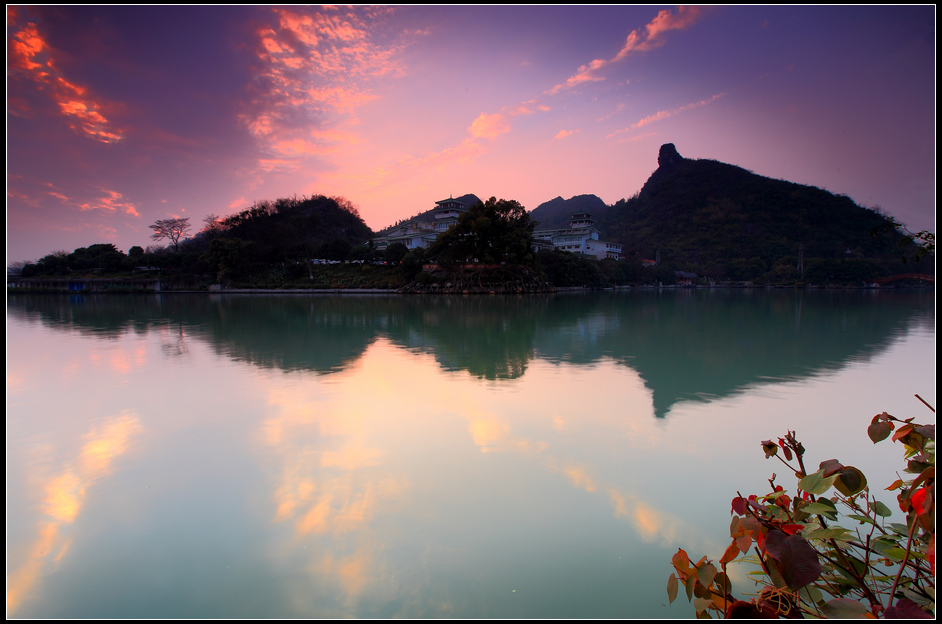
<box><xmin>657</xmin><ymin>143</ymin><xmax>684</xmax><ymax>169</ymax></box>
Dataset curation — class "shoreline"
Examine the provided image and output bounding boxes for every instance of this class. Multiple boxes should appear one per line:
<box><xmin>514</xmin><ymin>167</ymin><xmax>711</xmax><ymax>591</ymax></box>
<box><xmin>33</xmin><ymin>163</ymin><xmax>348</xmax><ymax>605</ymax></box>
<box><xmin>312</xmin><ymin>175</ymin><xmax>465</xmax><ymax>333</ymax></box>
<box><xmin>7</xmin><ymin>283</ymin><xmax>932</xmax><ymax>295</ymax></box>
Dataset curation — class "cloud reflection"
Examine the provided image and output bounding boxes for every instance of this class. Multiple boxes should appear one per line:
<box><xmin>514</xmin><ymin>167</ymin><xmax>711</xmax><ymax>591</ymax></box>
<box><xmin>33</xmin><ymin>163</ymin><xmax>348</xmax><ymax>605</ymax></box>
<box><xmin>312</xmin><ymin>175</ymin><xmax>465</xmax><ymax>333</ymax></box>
<box><xmin>7</xmin><ymin>411</ymin><xmax>143</xmax><ymax>614</ymax></box>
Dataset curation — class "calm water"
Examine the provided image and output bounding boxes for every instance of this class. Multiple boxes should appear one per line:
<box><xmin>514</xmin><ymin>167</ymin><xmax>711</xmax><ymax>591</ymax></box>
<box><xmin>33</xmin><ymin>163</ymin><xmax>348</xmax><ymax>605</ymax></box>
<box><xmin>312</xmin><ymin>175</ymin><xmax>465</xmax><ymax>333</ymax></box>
<box><xmin>6</xmin><ymin>290</ymin><xmax>935</xmax><ymax>618</ymax></box>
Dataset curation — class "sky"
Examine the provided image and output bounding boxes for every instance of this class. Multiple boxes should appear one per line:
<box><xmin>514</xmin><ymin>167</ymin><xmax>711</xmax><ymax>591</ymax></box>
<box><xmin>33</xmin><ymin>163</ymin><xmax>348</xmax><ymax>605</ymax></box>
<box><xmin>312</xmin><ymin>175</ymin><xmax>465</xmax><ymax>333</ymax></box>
<box><xmin>6</xmin><ymin>5</ymin><xmax>936</xmax><ymax>263</ymax></box>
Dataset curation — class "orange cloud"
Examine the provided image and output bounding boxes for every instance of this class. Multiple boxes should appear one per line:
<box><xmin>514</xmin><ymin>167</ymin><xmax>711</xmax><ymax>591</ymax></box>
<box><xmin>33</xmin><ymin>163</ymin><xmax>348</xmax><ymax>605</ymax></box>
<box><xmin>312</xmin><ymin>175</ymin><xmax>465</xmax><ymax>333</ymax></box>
<box><xmin>554</xmin><ymin>129</ymin><xmax>576</xmax><ymax>139</ymax></box>
<box><xmin>7</xmin><ymin>18</ymin><xmax>124</xmax><ymax>143</ymax></box>
<box><xmin>468</xmin><ymin>113</ymin><xmax>510</xmax><ymax>140</ymax></box>
<box><xmin>78</xmin><ymin>189</ymin><xmax>139</xmax><ymax>217</ymax></box>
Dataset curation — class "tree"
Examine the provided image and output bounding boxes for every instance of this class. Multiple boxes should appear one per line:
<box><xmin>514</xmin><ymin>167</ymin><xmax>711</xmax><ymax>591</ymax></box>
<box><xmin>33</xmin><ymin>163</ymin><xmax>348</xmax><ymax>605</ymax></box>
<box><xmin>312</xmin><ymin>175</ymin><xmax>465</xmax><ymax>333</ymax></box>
<box><xmin>384</xmin><ymin>242</ymin><xmax>409</xmax><ymax>264</ymax></box>
<box><xmin>331</xmin><ymin>195</ymin><xmax>361</xmax><ymax>219</ymax></box>
<box><xmin>150</xmin><ymin>217</ymin><xmax>191</xmax><ymax>252</ymax></box>
<box><xmin>7</xmin><ymin>260</ymin><xmax>27</xmax><ymax>276</ymax></box>
<box><xmin>202</xmin><ymin>214</ymin><xmax>223</xmax><ymax>235</ymax></box>
<box><xmin>427</xmin><ymin>197</ymin><xmax>535</xmax><ymax>266</ymax></box>
<box><xmin>667</xmin><ymin>397</ymin><xmax>935</xmax><ymax>619</ymax></box>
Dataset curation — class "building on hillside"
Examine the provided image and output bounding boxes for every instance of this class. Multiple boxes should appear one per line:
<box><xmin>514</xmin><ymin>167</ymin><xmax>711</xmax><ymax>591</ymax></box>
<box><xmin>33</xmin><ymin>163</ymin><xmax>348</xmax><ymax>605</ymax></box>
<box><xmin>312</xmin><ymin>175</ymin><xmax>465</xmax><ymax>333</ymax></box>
<box><xmin>373</xmin><ymin>220</ymin><xmax>437</xmax><ymax>251</ymax></box>
<box><xmin>374</xmin><ymin>195</ymin><xmax>480</xmax><ymax>252</ymax></box>
<box><xmin>532</xmin><ymin>211</ymin><xmax>622</xmax><ymax>260</ymax></box>
<box><xmin>431</xmin><ymin>196</ymin><xmax>474</xmax><ymax>232</ymax></box>
<box><xmin>373</xmin><ymin>194</ymin><xmax>481</xmax><ymax>251</ymax></box>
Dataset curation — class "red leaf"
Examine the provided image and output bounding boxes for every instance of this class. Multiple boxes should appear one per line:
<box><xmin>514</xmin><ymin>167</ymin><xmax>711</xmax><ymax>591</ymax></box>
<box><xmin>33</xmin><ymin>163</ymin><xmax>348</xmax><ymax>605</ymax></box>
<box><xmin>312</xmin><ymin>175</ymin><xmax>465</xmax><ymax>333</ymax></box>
<box><xmin>927</xmin><ymin>534</ymin><xmax>935</xmax><ymax>574</ymax></box>
<box><xmin>910</xmin><ymin>487</ymin><xmax>928</xmax><ymax>515</ymax></box>
<box><xmin>868</xmin><ymin>420</ymin><xmax>893</xmax><ymax>443</ymax></box>
<box><xmin>892</xmin><ymin>423</ymin><xmax>915</xmax><ymax>442</ymax></box>
<box><xmin>764</xmin><ymin>530</ymin><xmax>821</xmax><ymax>590</ymax></box>
<box><xmin>781</xmin><ymin>524</ymin><xmax>803</xmax><ymax>536</ymax></box>
<box><xmin>899</xmin><ymin>492</ymin><xmax>910</xmax><ymax>513</ymax></box>
<box><xmin>884</xmin><ymin>598</ymin><xmax>934</xmax><ymax>618</ymax></box>
<box><xmin>731</xmin><ymin>496</ymin><xmax>746</xmax><ymax>516</ymax></box>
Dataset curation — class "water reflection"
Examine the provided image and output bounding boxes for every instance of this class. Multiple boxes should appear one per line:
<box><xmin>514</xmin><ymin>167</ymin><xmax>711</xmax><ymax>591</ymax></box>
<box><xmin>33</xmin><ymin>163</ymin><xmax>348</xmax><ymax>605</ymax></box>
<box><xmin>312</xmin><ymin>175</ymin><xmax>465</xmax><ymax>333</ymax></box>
<box><xmin>7</xmin><ymin>411</ymin><xmax>143</xmax><ymax>612</ymax></box>
<box><xmin>9</xmin><ymin>289</ymin><xmax>934</xmax><ymax>418</ymax></box>
<box><xmin>6</xmin><ymin>290</ymin><xmax>935</xmax><ymax>618</ymax></box>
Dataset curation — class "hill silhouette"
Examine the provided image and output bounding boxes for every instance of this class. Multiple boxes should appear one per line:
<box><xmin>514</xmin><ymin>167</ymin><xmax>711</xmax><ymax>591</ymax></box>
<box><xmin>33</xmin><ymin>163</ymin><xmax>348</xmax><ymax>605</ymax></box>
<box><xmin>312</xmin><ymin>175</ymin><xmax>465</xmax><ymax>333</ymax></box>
<box><xmin>595</xmin><ymin>144</ymin><xmax>925</xmax><ymax>281</ymax></box>
<box><xmin>530</xmin><ymin>194</ymin><xmax>609</xmax><ymax>231</ymax></box>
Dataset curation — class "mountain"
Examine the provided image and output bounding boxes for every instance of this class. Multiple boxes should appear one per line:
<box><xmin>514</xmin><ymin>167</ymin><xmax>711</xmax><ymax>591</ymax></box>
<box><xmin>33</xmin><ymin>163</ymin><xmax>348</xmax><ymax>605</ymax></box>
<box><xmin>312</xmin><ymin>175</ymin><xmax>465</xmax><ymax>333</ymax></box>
<box><xmin>530</xmin><ymin>194</ymin><xmax>609</xmax><ymax>230</ymax></box>
<box><xmin>597</xmin><ymin>144</ymin><xmax>923</xmax><ymax>280</ymax></box>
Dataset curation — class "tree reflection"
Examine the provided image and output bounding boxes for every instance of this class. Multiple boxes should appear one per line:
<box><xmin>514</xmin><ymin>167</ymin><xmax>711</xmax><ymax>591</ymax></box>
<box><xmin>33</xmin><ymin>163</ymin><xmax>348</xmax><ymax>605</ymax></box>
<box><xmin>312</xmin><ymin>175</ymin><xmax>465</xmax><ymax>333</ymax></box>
<box><xmin>8</xmin><ymin>289</ymin><xmax>933</xmax><ymax>418</ymax></box>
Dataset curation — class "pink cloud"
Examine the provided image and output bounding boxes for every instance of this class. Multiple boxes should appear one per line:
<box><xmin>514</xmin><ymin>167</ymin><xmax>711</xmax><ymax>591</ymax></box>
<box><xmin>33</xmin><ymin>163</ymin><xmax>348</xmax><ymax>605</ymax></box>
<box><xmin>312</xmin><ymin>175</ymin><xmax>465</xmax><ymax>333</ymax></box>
<box><xmin>609</xmin><ymin>93</ymin><xmax>725</xmax><ymax>137</ymax></box>
<box><xmin>554</xmin><ymin>129</ymin><xmax>576</xmax><ymax>139</ymax></box>
<box><xmin>551</xmin><ymin>6</ymin><xmax>707</xmax><ymax>94</ymax></box>
<box><xmin>242</xmin><ymin>7</ymin><xmax>406</xmax><ymax>179</ymax></box>
<box><xmin>329</xmin><ymin>138</ymin><xmax>487</xmax><ymax>195</ymax></box>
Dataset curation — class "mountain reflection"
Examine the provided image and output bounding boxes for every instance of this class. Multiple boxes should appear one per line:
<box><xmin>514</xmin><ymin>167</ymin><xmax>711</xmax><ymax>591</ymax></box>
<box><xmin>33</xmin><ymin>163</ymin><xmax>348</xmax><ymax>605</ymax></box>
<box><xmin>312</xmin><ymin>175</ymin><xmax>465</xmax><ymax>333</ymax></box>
<box><xmin>8</xmin><ymin>289</ymin><xmax>933</xmax><ymax>418</ymax></box>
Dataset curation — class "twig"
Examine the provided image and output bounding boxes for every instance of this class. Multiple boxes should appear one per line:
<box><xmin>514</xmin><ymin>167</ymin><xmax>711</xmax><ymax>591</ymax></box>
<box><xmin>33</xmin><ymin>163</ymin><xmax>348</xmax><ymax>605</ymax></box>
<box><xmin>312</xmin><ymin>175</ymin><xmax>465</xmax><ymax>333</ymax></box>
<box><xmin>914</xmin><ymin>394</ymin><xmax>935</xmax><ymax>413</ymax></box>
<box><xmin>887</xmin><ymin>513</ymin><xmax>921</xmax><ymax>610</ymax></box>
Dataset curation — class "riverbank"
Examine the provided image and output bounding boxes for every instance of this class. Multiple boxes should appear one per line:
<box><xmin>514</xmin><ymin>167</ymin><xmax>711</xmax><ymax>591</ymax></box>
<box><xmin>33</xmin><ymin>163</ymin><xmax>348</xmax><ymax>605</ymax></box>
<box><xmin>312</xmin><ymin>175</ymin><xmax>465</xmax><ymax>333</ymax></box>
<box><xmin>9</xmin><ymin>280</ymin><xmax>932</xmax><ymax>295</ymax></box>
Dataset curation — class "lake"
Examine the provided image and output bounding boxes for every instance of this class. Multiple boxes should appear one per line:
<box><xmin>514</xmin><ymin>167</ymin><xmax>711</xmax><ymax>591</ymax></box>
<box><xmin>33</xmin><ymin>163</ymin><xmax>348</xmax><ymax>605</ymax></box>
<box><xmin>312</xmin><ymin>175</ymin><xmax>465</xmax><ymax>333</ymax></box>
<box><xmin>6</xmin><ymin>289</ymin><xmax>935</xmax><ymax>618</ymax></box>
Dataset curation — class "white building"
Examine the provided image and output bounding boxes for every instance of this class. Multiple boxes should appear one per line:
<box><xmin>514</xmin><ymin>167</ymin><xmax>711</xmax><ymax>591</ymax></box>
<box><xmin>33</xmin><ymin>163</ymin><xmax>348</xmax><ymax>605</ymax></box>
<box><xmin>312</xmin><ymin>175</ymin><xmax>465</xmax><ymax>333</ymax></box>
<box><xmin>533</xmin><ymin>211</ymin><xmax>622</xmax><ymax>260</ymax></box>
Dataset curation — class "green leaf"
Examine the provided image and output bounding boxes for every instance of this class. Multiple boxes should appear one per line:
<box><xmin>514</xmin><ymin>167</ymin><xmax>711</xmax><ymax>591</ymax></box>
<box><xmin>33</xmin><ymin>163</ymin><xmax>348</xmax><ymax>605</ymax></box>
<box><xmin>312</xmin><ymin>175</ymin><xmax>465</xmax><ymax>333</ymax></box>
<box><xmin>802</xmin><ymin>499</ymin><xmax>839</xmax><ymax>520</ymax></box>
<box><xmin>833</xmin><ymin>466</ymin><xmax>867</xmax><ymax>497</ymax></box>
<box><xmin>685</xmin><ymin>573</ymin><xmax>696</xmax><ymax>602</ymax></box>
<box><xmin>821</xmin><ymin>598</ymin><xmax>869</xmax><ymax>618</ymax></box>
<box><xmin>872</xmin><ymin>500</ymin><xmax>893</xmax><ymax>517</ymax></box>
<box><xmin>693</xmin><ymin>597</ymin><xmax>714</xmax><ymax>615</ymax></box>
<box><xmin>804</xmin><ymin>527</ymin><xmax>851</xmax><ymax>540</ymax></box>
<box><xmin>871</xmin><ymin>538</ymin><xmax>905</xmax><ymax>559</ymax></box>
<box><xmin>800</xmin><ymin>585</ymin><xmax>824</xmax><ymax>605</ymax></box>
<box><xmin>799</xmin><ymin>469</ymin><xmax>837</xmax><ymax>495</ymax></box>
<box><xmin>888</xmin><ymin>523</ymin><xmax>911</xmax><ymax>535</ymax></box>
<box><xmin>697</xmin><ymin>562</ymin><xmax>717</xmax><ymax>588</ymax></box>
<box><xmin>846</xmin><ymin>514</ymin><xmax>878</xmax><ymax>527</ymax></box>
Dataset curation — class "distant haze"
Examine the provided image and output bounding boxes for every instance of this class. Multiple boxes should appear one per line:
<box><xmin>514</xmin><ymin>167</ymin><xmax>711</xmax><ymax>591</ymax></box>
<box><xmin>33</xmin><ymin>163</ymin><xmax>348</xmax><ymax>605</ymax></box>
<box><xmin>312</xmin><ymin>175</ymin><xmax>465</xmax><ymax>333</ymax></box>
<box><xmin>7</xmin><ymin>6</ymin><xmax>935</xmax><ymax>262</ymax></box>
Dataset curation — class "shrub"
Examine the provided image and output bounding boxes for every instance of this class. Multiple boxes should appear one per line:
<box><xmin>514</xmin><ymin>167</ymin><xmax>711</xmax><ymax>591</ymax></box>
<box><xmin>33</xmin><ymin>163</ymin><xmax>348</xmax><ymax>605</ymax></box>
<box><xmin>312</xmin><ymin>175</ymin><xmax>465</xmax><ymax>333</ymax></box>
<box><xmin>667</xmin><ymin>397</ymin><xmax>935</xmax><ymax>618</ymax></box>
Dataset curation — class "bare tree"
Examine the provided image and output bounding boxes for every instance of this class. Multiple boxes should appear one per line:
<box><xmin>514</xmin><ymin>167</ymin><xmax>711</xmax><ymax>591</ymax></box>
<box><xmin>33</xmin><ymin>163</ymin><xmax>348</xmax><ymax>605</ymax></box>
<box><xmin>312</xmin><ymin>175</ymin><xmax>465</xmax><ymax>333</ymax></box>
<box><xmin>202</xmin><ymin>214</ymin><xmax>222</xmax><ymax>234</ymax></box>
<box><xmin>7</xmin><ymin>260</ymin><xmax>27</xmax><ymax>276</ymax></box>
<box><xmin>150</xmin><ymin>217</ymin><xmax>191</xmax><ymax>252</ymax></box>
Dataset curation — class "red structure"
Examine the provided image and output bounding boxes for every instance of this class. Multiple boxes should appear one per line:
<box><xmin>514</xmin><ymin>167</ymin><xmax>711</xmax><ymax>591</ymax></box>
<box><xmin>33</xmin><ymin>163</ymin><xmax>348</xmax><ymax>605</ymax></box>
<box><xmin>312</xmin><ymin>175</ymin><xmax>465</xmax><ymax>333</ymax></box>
<box><xmin>870</xmin><ymin>274</ymin><xmax>934</xmax><ymax>286</ymax></box>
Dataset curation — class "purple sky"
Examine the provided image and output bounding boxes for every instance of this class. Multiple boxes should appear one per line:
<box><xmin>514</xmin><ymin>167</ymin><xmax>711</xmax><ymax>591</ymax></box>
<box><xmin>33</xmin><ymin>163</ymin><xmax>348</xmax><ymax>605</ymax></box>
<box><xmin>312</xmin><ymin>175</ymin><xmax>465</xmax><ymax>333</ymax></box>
<box><xmin>7</xmin><ymin>6</ymin><xmax>936</xmax><ymax>262</ymax></box>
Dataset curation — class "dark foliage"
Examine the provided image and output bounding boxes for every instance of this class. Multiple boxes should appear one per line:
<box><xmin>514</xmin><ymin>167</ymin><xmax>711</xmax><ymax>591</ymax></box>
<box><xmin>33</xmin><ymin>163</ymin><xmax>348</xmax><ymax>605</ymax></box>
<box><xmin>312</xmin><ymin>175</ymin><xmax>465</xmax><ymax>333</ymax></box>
<box><xmin>427</xmin><ymin>197</ymin><xmax>535</xmax><ymax>266</ymax></box>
